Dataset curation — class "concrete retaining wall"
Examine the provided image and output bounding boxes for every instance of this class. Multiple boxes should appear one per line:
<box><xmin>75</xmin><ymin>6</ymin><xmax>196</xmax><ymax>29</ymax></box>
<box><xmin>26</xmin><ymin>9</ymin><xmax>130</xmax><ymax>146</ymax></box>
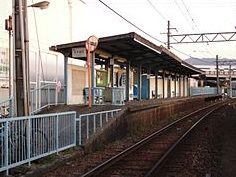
<box><xmin>85</xmin><ymin>97</ymin><xmax>216</xmax><ymax>152</ymax></box>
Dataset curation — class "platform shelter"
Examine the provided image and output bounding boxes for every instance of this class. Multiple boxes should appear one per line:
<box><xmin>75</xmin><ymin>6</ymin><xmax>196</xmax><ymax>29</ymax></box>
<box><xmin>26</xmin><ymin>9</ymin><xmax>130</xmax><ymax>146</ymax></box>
<box><xmin>50</xmin><ymin>32</ymin><xmax>202</xmax><ymax>105</ymax></box>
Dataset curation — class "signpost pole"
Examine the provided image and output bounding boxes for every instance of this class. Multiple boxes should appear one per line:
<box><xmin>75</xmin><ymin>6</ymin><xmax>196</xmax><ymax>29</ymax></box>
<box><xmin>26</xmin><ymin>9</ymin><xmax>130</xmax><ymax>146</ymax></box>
<box><xmin>85</xmin><ymin>35</ymin><xmax>98</xmax><ymax>108</ymax></box>
<box><xmin>87</xmin><ymin>48</ymin><xmax>92</xmax><ymax>108</ymax></box>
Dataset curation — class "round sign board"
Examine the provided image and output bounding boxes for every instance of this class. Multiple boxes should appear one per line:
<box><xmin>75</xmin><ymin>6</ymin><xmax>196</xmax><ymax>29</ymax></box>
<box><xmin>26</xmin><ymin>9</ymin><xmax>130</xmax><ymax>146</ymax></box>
<box><xmin>85</xmin><ymin>35</ymin><xmax>98</xmax><ymax>52</ymax></box>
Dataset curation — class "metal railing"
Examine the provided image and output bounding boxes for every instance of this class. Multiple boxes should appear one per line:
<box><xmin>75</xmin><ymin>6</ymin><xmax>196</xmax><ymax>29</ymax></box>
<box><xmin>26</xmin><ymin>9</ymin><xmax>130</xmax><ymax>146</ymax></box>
<box><xmin>84</xmin><ymin>87</ymin><xmax>105</xmax><ymax>105</ymax></box>
<box><xmin>30</xmin><ymin>83</ymin><xmax>65</xmax><ymax>115</ymax></box>
<box><xmin>0</xmin><ymin>98</ymin><xmax>14</xmax><ymax>118</ymax></box>
<box><xmin>190</xmin><ymin>87</ymin><xmax>217</xmax><ymax>96</ymax></box>
<box><xmin>76</xmin><ymin>109</ymin><xmax>121</xmax><ymax>146</ymax></box>
<box><xmin>112</xmin><ymin>88</ymin><xmax>125</xmax><ymax>105</ymax></box>
<box><xmin>0</xmin><ymin>111</ymin><xmax>76</xmax><ymax>175</ymax></box>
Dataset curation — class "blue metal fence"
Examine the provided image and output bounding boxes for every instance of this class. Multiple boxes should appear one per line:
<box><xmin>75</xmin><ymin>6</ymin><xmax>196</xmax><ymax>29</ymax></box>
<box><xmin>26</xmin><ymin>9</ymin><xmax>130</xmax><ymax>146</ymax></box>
<box><xmin>190</xmin><ymin>87</ymin><xmax>217</xmax><ymax>96</ymax></box>
<box><xmin>30</xmin><ymin>84</ymin><xmax>65</xmax><ymax>115</ymax></box>
<box><xmin>0</xmin><ymin>111</ymin><xmax>76</xmax><ymax>175</ymax></box>
<box><xmin>76</xmin><ymin>109</ymin><xmax>121</xmax><ymax>145</ymax></box>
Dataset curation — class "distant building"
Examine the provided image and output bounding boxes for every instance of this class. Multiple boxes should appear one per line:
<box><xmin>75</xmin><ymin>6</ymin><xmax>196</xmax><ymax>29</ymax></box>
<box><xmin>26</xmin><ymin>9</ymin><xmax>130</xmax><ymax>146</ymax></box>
<box><xmin>185</xmin><ymin>57</ymin><xmax>236</xmax><ymax>95</ymax></box>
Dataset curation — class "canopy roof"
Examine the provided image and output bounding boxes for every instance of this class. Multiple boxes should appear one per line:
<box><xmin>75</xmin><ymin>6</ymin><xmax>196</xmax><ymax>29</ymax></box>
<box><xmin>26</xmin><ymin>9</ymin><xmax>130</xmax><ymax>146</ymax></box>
<box><xmin>50</xmin><ymin>32</ymin><xmax>202</xmax><ymax>75</ymax></box>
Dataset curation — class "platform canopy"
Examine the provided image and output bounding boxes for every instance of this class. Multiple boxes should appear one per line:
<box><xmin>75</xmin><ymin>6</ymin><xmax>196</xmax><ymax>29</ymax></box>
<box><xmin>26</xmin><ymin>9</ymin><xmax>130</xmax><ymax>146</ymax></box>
<box><xmin>50</xmin><ymin>32</ymin><xmax>202</xmax><ymax>75</ymax></box>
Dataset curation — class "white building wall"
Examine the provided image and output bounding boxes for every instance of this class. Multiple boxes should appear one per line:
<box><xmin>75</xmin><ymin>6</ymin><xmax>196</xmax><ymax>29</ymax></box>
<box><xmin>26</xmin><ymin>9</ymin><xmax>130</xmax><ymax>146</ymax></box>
<box><xmin>149</xmin><ymin>76</ymin><xmax>155</xmax><ymax>99</ymax></box>
<box><xmin>68</xmin><ymin>64</ymin><xmax>87</xmax><ymax>104</ymax></box>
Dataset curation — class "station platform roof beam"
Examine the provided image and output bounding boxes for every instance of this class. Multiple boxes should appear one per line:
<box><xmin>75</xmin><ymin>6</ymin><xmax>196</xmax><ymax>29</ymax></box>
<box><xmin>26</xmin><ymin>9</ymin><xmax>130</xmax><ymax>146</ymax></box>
<box><xmin>50</xmin><ymin>32</ymin><xmax>202</xmax><ymax>76</ymax></box>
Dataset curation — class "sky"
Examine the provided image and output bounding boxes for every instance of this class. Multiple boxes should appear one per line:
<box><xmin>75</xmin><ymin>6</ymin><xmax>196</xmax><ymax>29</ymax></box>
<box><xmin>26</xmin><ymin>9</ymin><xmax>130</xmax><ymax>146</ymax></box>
<box><xmin>1</xmin><ymin>0</ymin><xmax>236</xmax><ymax>60</ymax></box>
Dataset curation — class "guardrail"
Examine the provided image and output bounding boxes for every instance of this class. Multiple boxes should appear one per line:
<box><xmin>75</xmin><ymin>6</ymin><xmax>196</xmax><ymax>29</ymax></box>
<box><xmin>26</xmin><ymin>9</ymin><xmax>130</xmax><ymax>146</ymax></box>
<box><xmin>0</xmin><ymin>111</ymin><xmax>76</xmax><ymax>175</ymax></box>
<box><xmin>0</xmin><ymin>98</ymin><xmax>14</xmax><ymax>118</ymax></box>
<box><xmin>76</xmin><ymin>109</ymin><xmax>121</xmax><ymax>145</ymax></box>
<box><xmin>30</xmin><ymin>83</ymin><xmax>65</xmax><ymax>115</ymax></box>
<box><xmin>190</xmin><ymin>87</ymin><xmax>217</xmax><ymax>96</ymax></box>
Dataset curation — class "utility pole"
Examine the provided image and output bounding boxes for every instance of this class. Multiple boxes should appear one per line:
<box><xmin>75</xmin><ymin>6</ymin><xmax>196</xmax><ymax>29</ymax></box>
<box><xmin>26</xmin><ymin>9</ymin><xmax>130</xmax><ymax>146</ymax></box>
<box><xmin>166</xmin><ymin>21</ymin><xmax>177</xmax><ymax>49</ymax></box>
<box><xmin>167</xmin><ymin>20</ymin><xmax>170</xmax><ymax>49</ymax></box>
<box><xmin>229</xmin><ymin>64</ymin><xmax>232</xmax><ymax>98</ymax></box>
<box><xmin>216</xmin><ymin>55</ymin><xmax>220</xmax><ymax>94</ymax></box>
<box><xmin>13</xmin><ymin>0</ymin><xmax>30</xmax><ymax>116</ymax></box>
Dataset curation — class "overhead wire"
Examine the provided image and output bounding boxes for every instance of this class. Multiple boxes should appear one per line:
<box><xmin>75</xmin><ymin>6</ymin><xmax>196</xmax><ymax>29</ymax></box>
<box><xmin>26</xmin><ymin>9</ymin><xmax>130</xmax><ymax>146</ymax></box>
<box><xmin>98</xmin><ymin>0</ymin><xmax>213</xmax><ymax>64</ymax></box>
<box><xmin>174</xmin><ymin>0</ymin><xmax>215</xmax><ymax>58</ymax></box>
<box><xmin>144</xmin><ymin>0</ymin><xmax>213</xmax><ymax>61</ymax></box>
<box><xmin>98</xmin><ymin>0</ymin><xmax>164</xmax><ymax>44</ymax></box>
<box><xmin>146</xmin><ymin>0</ymin><xmax>167</xmax><ymax>22</ymax></box>
<box><xmin>173</xmin><ymin>0</ymin><xmax>194</xmax><ymax>31</ymax></box>
<box><xmin>180</xmin><ymin>0</ymin><xmax>199</xmax><ymax>32</ymax></box>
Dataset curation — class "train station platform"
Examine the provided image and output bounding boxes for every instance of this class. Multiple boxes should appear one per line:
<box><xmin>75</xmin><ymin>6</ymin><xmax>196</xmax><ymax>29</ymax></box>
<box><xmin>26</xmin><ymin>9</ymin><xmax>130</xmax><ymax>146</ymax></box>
<box><xmin>15</xmin><ymin>95</ymin><xmax>225</xmax><ymax>177</ymax></box>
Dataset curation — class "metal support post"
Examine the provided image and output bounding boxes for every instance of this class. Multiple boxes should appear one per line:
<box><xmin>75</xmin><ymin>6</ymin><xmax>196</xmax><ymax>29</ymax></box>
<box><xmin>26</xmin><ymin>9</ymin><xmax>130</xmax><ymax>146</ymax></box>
<box><xmin>174</xmin><ymin>74</ymin><xmax>177</xmax><ymax>97</ymax></box>
<box><xmin>167</xmin><ymin>20</ymin><xmax>170</xmax><ymax>49</ymax></box>
<box><xmin>64</xmin><ymin>55</ymin><xmax>68</xmax><ymax>104</ymax></box>
<box><xmin>183</xmin><ymin>76</ymin><xmax>186</xmax><ymax>97</ymax></box>
<box><xmin>229</xmin><ymin>64</ymin><xmax>232</xmax><ymax>98</ymax></box>
<box><xmin>147</xmin><ymin>69</ymin><xmax>151</xmax><ymax>99</ymax></box>
<box><xmin>216</xmin><ymin>55</ymin><xmax>220</xmax><ymax>94</ymax></box>
<box><xmin>110</xmin><ymin>58</ymin><xmax>114</xmax><ymax>87</ymax></box>
<box><xmin>91</xmin><ymin>52</ymin><xmax>95</xmax><ymax>105</ymax></box>
<box><xmin>162</xmin><ymin>71</ymin><xmax>165</xmax><ymax>98</ymax></box>
<box><xmin>138</xmin><ymin>65</ymin><xmax>142</xmax><ymax>100</ymax></box>
<box><xmin>187</xmin><ymin>76</ymin><xmax>190</xmax><ymax>97</ymax></box>
<box><xmin>155</xmin><ymin>71</ymin><xmax>158</xmax><ymax>99</ymax></box>
<box><xmin>125</xmin><ymin>62</ymin><xmax>130</xmax><ymax>101</ymax></box>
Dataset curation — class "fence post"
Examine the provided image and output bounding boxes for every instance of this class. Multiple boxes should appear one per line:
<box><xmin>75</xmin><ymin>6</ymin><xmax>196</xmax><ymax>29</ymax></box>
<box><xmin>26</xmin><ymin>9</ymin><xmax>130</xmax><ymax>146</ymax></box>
<box><xmin>73</xmin><ymin>113</ymin><xmax>76</xmax><ymax>146</ymax></box>
<box><xmin>48</xmin><ymin>86</ymin><xmax>50</xmax><ymax>105</ymax></box>
<box><xmin>79</xmin><ymin>116</ymin><xmax>82</xmax><ymax>145</ymax></box>
<box><xmin>55</xmin><ymin>83</ymin><xmax>58</xmax><ymax>106</ymax></box>
<box><xmin>93</xmin><ymin>115</ymin><xmax>96</xmax><ymax>133</ymax></box>
<box><xmin>111</xmin><ymin>111</ymin><xmax>114</xmax><ymax>118</ymax></box>
<box><xmin>4</xmin><ymin>121</ymin><xmax>9</xmax><ymax>175</ymax></box>
<box><xmin>106</xmin><ymin>112</ymin><xmax>108</xmax><ymax>122</ymax></box>
<box><xmin>86</xmin><ymin>116</ymin><xmax>89</xmax><ymax>140</ymax></box>
<box><xmin>56</xmin><ymin>115</ymin><xmax>59</xmax><ymax>154</ymax></box>
<box><xmin>27</xmin><ymin>118</ymin><xmax>31</xmax><ymax>166</ymax></box>
<box><xmin>100</xmin><ymin>113</ymin><xmax>102</xmax><ymax>128</ymax></box>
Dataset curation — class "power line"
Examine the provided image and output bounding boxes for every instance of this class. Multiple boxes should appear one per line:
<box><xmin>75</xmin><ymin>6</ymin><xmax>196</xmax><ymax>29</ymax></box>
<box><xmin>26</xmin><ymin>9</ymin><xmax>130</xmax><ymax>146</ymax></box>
<box><xmin>97</xmin><ymin>0</ymin><xmax>213</xmax><ymax>64</ymax></box>
<box><xmin>173</xmin><ymin>0</ymin><xmax>194</xmax><ymax>31</ymax></box>
<box><xmin>98</xmin><ymin>0</ymin><xmax>164</xmax><ymax>44</ymax></box>
<box><xmin>176</xmin><ymin>0</ymin><xmax>215</xmax><ymax>57</ymax></box>
<box><xmin>146</xmin><ymin>0</ymin><xmax>167</xmax><ymax>22</ymax></box>
<box><xmin>180</xmin><ymin>0</ymin><xmax>199</xmax><ymax>32</ymax></box>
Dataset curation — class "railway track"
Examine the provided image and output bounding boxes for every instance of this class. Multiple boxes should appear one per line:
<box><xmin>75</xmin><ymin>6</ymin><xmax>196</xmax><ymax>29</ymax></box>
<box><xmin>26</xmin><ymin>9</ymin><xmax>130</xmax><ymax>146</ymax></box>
<box><xmin>81</xmin><ymin>100</ymin><xmax>231</xmax><ymax>177</ymax></box>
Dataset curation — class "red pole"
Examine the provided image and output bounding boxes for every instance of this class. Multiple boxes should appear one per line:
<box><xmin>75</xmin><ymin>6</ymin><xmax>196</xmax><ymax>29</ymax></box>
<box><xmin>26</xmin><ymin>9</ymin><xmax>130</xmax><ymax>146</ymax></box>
<box><xmin>87</xmin><ymin>48</ymin><xmax>92</xmax><ymax>108</ymax></box>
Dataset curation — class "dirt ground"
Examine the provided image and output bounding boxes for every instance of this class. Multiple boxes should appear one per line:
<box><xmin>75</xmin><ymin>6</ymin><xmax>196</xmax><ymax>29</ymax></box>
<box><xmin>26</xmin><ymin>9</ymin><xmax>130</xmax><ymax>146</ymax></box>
<box><xmin>221</xmin><ymin>103</ymin><xmax>236</xmax><ymax>177</ymax></box>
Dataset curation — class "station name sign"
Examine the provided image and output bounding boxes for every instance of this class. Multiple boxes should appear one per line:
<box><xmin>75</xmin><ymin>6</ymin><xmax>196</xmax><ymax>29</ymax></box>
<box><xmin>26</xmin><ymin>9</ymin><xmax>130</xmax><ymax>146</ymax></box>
<box><xmin>72</xmin><ymin>47</ymin><xmax>86</xmax><ymax>58</ymax></box>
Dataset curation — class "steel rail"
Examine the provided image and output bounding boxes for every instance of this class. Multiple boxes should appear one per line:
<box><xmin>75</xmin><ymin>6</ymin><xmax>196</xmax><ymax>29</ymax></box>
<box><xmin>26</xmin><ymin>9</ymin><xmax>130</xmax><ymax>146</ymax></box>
<box><xmin>145</xmin><ymin>99</ymin><xmax>235</xmax><ymax>176</ymax></box>
<box><xmin>80</xmin><ymin>101</ymin><xmax>226</xmax><ymax>177</ymax></box>
<box><xmin>144</xmin><ymin>101</ymin><xmax>228</xmax><ymax>177</ymax></box>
